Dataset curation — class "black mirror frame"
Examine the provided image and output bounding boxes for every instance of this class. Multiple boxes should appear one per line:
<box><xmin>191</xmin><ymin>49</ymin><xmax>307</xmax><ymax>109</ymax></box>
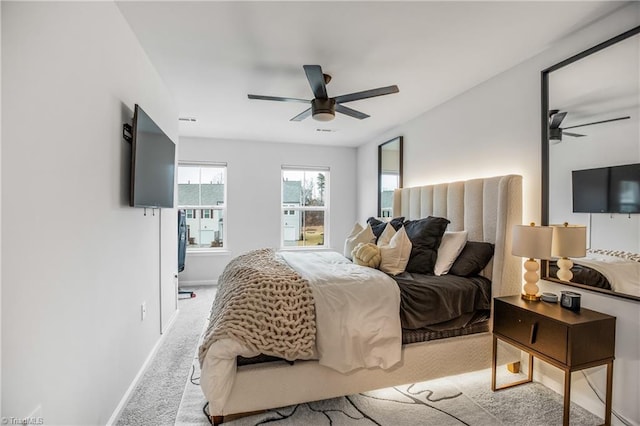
<box><xmin>541</xmin><ymin>25</ymin><xmax>640</xmax><ymax>302</ymax></box>
<box><xmin>378</xmin><ymin>136</ymin><xmax>403</xmax><ymax>218</ymax></box>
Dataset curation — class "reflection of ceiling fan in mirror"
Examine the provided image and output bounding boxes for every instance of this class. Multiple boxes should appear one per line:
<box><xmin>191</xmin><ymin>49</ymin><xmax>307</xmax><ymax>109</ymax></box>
<box><xmin>247</xmin><ymin>65</ymin><xmax>399</xmax><ymax>122</ymax></box>
<box><xmin>548</xmin><ymin>109</ymin><xmax>631</xmax><ymax>142</ymax></box>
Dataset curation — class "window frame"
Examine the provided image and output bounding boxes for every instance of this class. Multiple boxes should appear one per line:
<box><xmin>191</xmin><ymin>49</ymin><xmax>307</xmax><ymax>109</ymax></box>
<box><xmin>280</xmin><ymin>166</ymin><xmax>330</xmax><ymax>249</ymax></box>
<box><xmin>178</xmin><ymin>162</ymin><xmax>227</xmax><ymax>252</ymax></box>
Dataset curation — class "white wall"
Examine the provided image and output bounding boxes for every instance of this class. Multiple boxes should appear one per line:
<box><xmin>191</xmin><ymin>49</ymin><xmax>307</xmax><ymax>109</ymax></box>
<box><xmin>357</xmin><ymin>4</ymin><xmax>640</xmax><ymax>424</ymax></box>
<box><xmin>0</xmin><ymin>2</ymin><xmax>3</xmax><ymax>419</ymax></box>
<box><xmin>2</xmin><ymin>3</ymin><xmax>177</xmax><ymax>424</ymax></box>
<box><xmin>178</xmin><ymin>137</ymin><xmax>357</xmax><ymax>284</ymax></box>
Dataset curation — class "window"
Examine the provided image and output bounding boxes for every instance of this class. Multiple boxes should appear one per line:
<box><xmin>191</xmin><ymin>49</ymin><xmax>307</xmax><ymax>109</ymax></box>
<box><xmin>281</xmin><ymin>167</ymin><xmax>329</xmax><ymax>248</ymax></box>
<box><xmin>178</xmin><ymin>163</ymin><xmax>226</xmax><ymax>249</ymax></box>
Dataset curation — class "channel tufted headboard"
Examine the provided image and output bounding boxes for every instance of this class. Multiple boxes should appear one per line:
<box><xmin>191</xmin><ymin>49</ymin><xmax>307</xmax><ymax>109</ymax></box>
<box><xmin>393</xmin><ymin>174</ymin><xmax>523</xmax><ymax>299</ymax></box>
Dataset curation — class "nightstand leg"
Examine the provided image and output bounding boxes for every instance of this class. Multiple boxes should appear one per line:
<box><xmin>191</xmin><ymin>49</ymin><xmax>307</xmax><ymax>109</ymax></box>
<box><xmin>604</xmin><ymin>360</ymin><xmax>613</xmax><ymax>426</ymax></box>
<box><xmin>563</xmin><ymin>370</ymin><xmax>571</xmax><ymax>426</ymax></box>
<box><xmin>491</xmin><ymin>335</ymin><xmax>498</xmax><ymax>391</ymax></box>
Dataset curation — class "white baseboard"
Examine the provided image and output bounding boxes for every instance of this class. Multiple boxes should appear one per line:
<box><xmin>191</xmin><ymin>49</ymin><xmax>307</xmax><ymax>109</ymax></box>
<box><xmin>179</xmin><ymin>279</ymin><xmax>217</xmax><ymax>286</ymax></box>
<box><xmin>106</xmin><ymin>308</ymin><xmax>181</xmax><ymax>425</ymax></box>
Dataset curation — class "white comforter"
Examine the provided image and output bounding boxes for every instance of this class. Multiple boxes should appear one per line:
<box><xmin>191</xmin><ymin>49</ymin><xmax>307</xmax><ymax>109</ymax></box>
<box><xmin>201</xmin><ymin>250</ymin><xmax>402</xmax><ymax>413</ymax></box>
<box><xmin>574</xmin><ymin>252</ymin><xmax>640</xmax><ymax>297</ymax></box>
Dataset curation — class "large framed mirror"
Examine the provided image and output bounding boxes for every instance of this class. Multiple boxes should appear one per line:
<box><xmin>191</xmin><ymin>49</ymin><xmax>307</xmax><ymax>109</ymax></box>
<box><xmin>541</xmin><ymin>25</ymin><xmax>640</xmax><ymax>301</ymax></box>
<box><xmin>378</xmin><ymin>136</ymin><xmax>403</xmax><ymax>218</ymax></box>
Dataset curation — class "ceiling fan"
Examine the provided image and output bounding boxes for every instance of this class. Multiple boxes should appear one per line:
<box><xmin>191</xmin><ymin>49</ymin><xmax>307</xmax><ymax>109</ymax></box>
<box><xmin>548</xmin><ymin>109</ymin><xmax>630</xmax><ymax>142</ymax></box>
<box><xmin>248</xmin><ymin>65</ymin><xmax>399</xmax><ymax>122</ymax></box>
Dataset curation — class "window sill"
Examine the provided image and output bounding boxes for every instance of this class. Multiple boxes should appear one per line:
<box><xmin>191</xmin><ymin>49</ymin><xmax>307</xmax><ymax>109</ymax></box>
<box><xmin>278</xmin><ymin>246</ymin><xmax>332</xmax><ymax>252</ymax></box>
<box><xmin>186</xmin><ymin>249</ymin><xmax>231</xmax><ymax>256</ymax></box>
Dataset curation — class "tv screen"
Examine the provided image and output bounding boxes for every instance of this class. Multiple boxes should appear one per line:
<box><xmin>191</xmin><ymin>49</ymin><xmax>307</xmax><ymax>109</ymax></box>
<box><xmin>130</xmin><ymin>104</ymin><xmax>176</xmax><ymax>208</ymax></box>
<box><xmin>572</xmin><ymin>163</ymin><xmax>640</xmax><ymax>214</ymax></box>
<box><xmin>572</xmin><ymin>167</ymin><xmax>609</xmax><ymax>213</ymax></box>
<box><xmin>609</xmin><ymin>163</ymin><xmax>640</xmax><ymax>213</ymax></box>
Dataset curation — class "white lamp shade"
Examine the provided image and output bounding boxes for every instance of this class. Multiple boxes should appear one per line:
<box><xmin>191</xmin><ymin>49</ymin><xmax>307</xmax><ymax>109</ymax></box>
<box><xmin>512</xmin><ymin>224</ymin><xmax>552</xmax><ymax>259</ymax></box>
<box><xmin>551</xmin><ymin>224</ymin><xmax>587</xmax><ymax>258</ymax></box>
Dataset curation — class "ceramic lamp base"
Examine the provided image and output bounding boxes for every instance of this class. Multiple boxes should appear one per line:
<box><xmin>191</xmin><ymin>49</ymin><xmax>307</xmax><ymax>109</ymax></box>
<box><xmin>556</xmin><ymin>257</ymin><xmax>574</xmax><ymax>282</ymax></box>
<box><xmin>521</xmin><ymin>258</ymin><xmax>541</xmax><ymax>302</ymax></box>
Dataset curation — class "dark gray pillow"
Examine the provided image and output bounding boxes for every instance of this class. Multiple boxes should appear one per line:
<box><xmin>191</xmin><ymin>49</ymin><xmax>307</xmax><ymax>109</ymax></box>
<box><xmin>367</xmin><ymin>216</ymin><xmax>404</xmax><ymax>240</ymax></box>
<box><xmin>449</xmin><ymin>241</ymin><xmax>495</xmax><ymax>277</ymax></box>
<box><xmin>403</xmin><ymin>216</ymin><xmax>450</xmax><ymax>275</ymax></box>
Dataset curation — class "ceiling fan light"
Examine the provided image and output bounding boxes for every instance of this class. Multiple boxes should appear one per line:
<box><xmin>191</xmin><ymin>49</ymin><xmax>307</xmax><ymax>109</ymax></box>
<box><xmin>311</xmin><ymin>98</ymin><xmax>336</xmax><ymax>122</ymax></box>
<box><xmin>313</xmin><ymin>112</ymin><xmax>335</xmax><ymax>121</ymax></box>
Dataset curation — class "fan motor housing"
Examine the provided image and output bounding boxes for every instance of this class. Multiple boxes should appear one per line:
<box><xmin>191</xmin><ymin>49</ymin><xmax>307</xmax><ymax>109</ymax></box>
<box><xmin>549</xmin><ymin>127</ymin><xmax>562</xmax><ymax>141</ymax></box>
<box><xmin>312</xmin><ymin>98</ymin><xmax>336</xmax><ymax>121</ymax></box>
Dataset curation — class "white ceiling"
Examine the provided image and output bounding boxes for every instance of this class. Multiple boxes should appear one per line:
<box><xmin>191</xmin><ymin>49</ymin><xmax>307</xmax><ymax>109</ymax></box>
<box><xmin>117</xmin><ymin>1</ymin><xmax>626</xmax><ymax>147</ymax></box>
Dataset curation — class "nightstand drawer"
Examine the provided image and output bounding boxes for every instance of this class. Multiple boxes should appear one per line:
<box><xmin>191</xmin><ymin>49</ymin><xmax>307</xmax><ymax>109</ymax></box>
<box><xmin>494</xmin><ymin>300</ymin><xmax>568</xmax><ymax>364</ymax></box>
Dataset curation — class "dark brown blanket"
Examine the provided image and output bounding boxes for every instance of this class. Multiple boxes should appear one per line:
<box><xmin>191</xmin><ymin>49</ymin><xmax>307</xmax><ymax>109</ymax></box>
<box><xmin>392</xmin><ymin>272</ymin><xmax>491</xmax><ymax>329</ymax></box>
<box><xmin>547</xmin><ymin>261</ymin><xmax>611</xmax><ymax>290</ymax></box>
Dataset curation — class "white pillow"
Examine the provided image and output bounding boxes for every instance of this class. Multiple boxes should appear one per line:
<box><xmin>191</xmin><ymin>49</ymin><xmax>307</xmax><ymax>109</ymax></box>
<box><xmin>343</xmin><ymin>223</ymin><xmax>376</xmax><ymax>260</ymax></box>
<box><xmin>377</xmin><ymin>223</ymin><xmax>412</xmax><ymax>275</ymax></box>
<box><xmin>434</xmin><ymin>230</ymin><xmax>468</xmax><ymax>276</ymax></box>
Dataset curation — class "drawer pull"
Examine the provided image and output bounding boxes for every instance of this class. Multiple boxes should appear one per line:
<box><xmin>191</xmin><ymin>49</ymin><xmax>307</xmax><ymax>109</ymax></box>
<box><xmin>530</xmin><ymin>323</ymin><xmax>538</xmax><ymax>344</ymax></box>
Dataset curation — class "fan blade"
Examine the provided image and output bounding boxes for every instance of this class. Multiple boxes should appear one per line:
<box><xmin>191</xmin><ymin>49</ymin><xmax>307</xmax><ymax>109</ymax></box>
<box><xmin>303</xmin><ymin>65</ymin><xmax>328</xmax><ymax>99</ymax></box>
<box><xmin>248</xmin><ymin>94</ymin><xmax>309</xmax><ymax>103</ymax></box>
<box><xmin>290</xmin><ymin>108</ymin><xmax>312</xmax><ymax>122</ymax></box>
<box><xmin>563</xmin><ymin>116</ymin><xmax>630</xmax><ymax>130</ymax></box>
<box><xmin>334</xmin><ymin>85</ymin><xmax>399</xmax><ymax>104</ymax></box>
<box><xmin>563</xmin><ymin>131</ymin><xmax>586</xmax><ymax>137</ymax></box>
<box><xmin>549</xmin><ymin>111</ymin><xmax>566</xmax><ymax>129</ymax></box>
<box><xmin>335</xmin><ymin>104</ymin><xmax>369</xmax><ymax>120</ymax></box>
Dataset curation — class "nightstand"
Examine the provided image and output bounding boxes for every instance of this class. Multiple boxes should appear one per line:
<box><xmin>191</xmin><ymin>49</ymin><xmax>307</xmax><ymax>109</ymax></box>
<box><xmin>492</xmin><ymin>295</ymin><xmax>616</xmax><ymax>426</ymax></box>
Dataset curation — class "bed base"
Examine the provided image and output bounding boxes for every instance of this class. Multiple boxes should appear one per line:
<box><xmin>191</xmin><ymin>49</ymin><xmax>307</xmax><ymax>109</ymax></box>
<box><xmin>213</xmin><ymin>332</ymin><xmax>493</xmax><ymax>419</ymax></box>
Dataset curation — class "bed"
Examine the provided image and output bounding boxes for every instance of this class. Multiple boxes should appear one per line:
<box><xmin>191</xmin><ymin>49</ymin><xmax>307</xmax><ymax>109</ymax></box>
<box><xmin>549</xmin><ymin>249</ymin><xmax>640</xmax><ymax>297</ymax></box>
<box><xmin>199</xmin><ymin>174</ymin><xmax>523</xmax><ymax>424</ymax></box>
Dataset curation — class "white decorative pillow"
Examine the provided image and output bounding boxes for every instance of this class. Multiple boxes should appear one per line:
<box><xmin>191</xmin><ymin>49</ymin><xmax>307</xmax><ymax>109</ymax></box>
<box><xmin>434</xmin><ymin>230</ymin><xmax>468</xmax><ymax>276</ymax></box>
<box><xmin>377</xmin><ymin>223</ymin><xmax>412</xmax><ymax>275</ymax></box>
<box><xmin>343</xmin><ymin>223</ymin><xmax>376</xmax><ymax>260</ymax></box>
<box><xmin>351</xmin><ymin>242</ymin><xmax>382</xmax><ymax>268</ymax></box>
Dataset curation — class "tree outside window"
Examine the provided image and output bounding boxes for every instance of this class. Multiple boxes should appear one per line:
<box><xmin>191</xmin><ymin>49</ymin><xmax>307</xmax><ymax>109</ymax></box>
<box><xmin>282</xmin><ymin>168</ymin><xmax>329</xmax><ymax>247</ymax></box>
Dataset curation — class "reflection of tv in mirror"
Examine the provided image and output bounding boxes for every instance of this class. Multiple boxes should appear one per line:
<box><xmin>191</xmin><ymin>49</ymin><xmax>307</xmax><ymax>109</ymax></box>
<box><xmin>609</xmin><ymin>163</ymin><xmax>640</xmax><ymax>213</ymax></box>
<box><xmin>572</xmin><ymin>167</ymin><xmax>609</xmax><ymax>213</ymax></box>
<box><xmin>572</xmin><ymin>163</ymin><xmax>640</xmax><ymax>214</ymax></box>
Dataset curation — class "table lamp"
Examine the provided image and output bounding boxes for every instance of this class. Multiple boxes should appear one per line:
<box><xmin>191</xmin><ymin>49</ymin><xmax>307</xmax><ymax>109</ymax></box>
<box><xmin>512</xmin><ymin>223</ymin><xmax>552</xmax><ymax>301</ymax></box>
<box><xmin>551</xmin><ymin>223</ymin><xmax>587</xmax><ymax>282</ymax></box>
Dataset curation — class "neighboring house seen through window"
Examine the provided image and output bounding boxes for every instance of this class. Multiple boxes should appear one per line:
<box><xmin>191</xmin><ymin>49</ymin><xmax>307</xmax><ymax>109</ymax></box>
<box><xmin>178</xmin><ymin>163</ymin><xmax>226</xmax><ymax>250</ymax></box>
<box><xmin>281</xmin><ymin>166</ymin><xmax>329</xmax><ymax>248</ymax></box>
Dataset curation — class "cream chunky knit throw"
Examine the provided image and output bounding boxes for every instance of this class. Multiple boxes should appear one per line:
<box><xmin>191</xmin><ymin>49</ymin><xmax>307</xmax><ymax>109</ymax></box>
<box><xmin>198</xmin><ymin>249</ymin><xmax>316</xmax><ymax>366</ymax></box>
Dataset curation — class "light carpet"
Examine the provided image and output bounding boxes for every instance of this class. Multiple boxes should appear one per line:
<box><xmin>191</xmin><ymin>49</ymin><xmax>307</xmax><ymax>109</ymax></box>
<box><xmin>177</xmin><ymin>350</ymin><xmax>602</xmax><ymax>426</ymax></box>
<box><xmin>116</xmin><ymin>286</ymin><xmax>217</xmax><ymax>426</ymax></box>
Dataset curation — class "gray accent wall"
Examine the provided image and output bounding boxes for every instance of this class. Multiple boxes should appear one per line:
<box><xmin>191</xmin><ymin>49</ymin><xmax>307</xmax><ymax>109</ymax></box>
<box><xmin>2</xmin><ymin>3</ymin><xmax>177</xmax><ymax>424</ymax></box>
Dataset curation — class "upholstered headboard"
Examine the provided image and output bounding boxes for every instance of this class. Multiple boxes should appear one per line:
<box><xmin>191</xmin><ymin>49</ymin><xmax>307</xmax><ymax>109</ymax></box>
<box><xmin>393</xmin><ymin>174</ymin><xmax>523</xmax><ymax>299</ymax></box>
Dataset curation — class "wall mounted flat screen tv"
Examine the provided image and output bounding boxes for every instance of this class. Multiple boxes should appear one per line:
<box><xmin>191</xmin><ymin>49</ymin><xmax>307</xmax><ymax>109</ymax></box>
<box><xmin>572</xmin><ymin>167</ymin><xmax>609</xmax><ymax>213</ymax></box>
<box><xmin>609</xmin><ymin>163</ymin><xmax>640</xmax><ymax>213</ymax></box>
<box><xmin>572</xmin><ymin>163</ymin><xmax>640</xmax><ymax>214</ymax></box>
<box><xmin>130</xmin><ymin>104</ymin><xmax>176</xmax><ymax>208</ymax></box>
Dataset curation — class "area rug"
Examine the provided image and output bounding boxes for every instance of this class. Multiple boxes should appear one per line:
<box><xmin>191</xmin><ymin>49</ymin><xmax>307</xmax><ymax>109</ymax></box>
<box><xmin>176</xmin><ymin>359</ymin><xmax>602</xmax><ymax>426</ymax></box>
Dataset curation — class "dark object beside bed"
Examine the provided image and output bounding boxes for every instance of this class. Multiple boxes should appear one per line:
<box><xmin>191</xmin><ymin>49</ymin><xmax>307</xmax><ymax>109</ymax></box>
<box><xmin>548</xmin><ymin>261</ymin><xmax>612</xmax><ymax>290</ymax></box>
